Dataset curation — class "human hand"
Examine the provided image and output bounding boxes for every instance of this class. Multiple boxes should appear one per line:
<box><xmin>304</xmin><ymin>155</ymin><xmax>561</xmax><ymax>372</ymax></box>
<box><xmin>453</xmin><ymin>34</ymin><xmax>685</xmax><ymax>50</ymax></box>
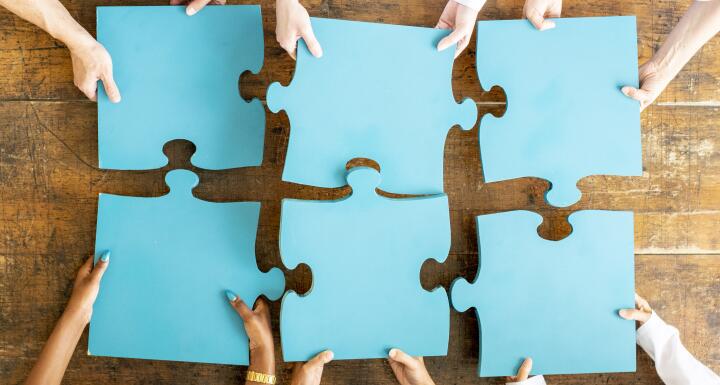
<box><xmin>68</xmin><ymin>39</ymin><xmax>121</xmax><ymax>103</ymax></box>
<box><xmin>622</xmin><ymin>60</ymin><xmax>671</xmax><ymax>111</ymax></box>
<box><xmin>66</xmin><ymin>252</ymin><xmax>110</xmax><ymax>325</ymax></box>
<box><xmin>523</xmin><ymin>0</ymin><xmax>562</xmax><ymax>31</ymax></box>
<box><xmin>388</xmin><ymin>348</ymin><xmax>435</xmax><ymax>385</ymax></box>
<box><xmin>170</xmin><ymin>0</ymin><xmax>226</xmax><ymax>16</ymax></box>
<box><xmin>225</xmin><ymin>291</ymin><xmax>274</xmax><ymax>353</ymax></box>
<box><xmin>619</xmin><ymin>292</ymin><xmax>653</xmax><ymax>325</ymax></box>
<box><xmin>436</xmin><ymin>0</ymin><xmax>481</xmax><ymax>59</ymax></box>
<box><xmin>506</xmin><ymin>357</ymin><xmax>534</xmax><ymax>383</ymax></box>
<box><xmin>290</xmin><ymin>350</ymin><xmax>334</xmax><ymax>385</ymax></box>
<box><xmin>276</xmin><ymin>0</ymin><xmax>322</xmax><ymax>60</ymax></box>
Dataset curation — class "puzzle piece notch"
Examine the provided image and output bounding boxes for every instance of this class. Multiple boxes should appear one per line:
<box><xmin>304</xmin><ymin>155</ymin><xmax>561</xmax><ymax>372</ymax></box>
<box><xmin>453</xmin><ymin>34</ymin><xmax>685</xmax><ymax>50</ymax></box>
<box><xmin>90</xmin><ymin>169</ymin><xmax>285</xmax><ymax>365</ymax></box>
<box><xmin>279</xmin><ymin>166</ymin><xmax>451</xmax><ymax>361</ymax></box>
<box><xmin>451</xmin><ymin>209</ymin><xmax>636</xmax><ymax>376</ymax></box>
<box><xmin>97</xmin><ymin>5</ymin><xmax>266</xmax><ymax>171</ymax></box>
<box><xmin>267</xmin><ymin>17</ymin><xmax>477</xmax><ymax>194</ymax></box>
<box><xmin>476</xmin><ymin>17</ymin><xmax>642</xmax><ymax>207</ymax></box>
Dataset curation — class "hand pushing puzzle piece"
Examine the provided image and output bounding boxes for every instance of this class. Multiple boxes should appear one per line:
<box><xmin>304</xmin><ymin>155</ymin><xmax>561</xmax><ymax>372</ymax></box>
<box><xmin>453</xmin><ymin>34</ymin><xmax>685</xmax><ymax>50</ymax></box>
<box><xmin>267</xmin><ymin>18</ymin><xmax>477</xmax><ymax>194</ymax></box>
<box><xmin>476</xmin><ymin>17</ymin><xmax>642</xmax><ymax>207</ymax></box>
<box><xmin>97</xmin><ymin>6</ymin><xmax>265</xmax><ymax>170</ymax></box>
<box><xmin>279</xmin><ymin>167</ymin><xmax>451</xmax><ymax>360</ymax></box>
<box><xmin>451</xmin><ymin>210</ymin><xmax>636</xmax><ymax>376</ymax></box>
<box><xmin>90</xmin><ymin>169</ymin><xmax>285</xmax><ymax>365</ymax></box>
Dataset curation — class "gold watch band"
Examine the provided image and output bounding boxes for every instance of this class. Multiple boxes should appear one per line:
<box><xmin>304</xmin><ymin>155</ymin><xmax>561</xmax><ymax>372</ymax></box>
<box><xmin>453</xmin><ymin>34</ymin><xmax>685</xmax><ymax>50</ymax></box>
<box><xmin>246</xmin><ymin>370</ymin><xmax>277</xmax><ymax>384</ymax></box>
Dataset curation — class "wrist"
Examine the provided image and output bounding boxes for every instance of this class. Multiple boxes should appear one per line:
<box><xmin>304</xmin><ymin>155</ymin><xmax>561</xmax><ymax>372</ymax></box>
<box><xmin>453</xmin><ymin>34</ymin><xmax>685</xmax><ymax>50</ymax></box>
<box><xmin>63</xmin><ymin>32</ymin><xmax>97</xmax><ymax>54</ymax></box>
<box><xmin>61</xmin><ymin>304</ymin><xmax>92</xmax><ymax>328</ymax></box>
<box><xmin>249</xmin><ymin>346</ymin><xmax>276</xmax><ymax>375</ymax></box>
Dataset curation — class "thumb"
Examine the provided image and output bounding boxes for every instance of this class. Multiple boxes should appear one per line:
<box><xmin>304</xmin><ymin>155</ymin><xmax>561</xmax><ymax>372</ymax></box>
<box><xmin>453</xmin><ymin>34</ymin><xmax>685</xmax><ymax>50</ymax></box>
<box><xmin>186</xmin><ymin>0</ymin><xmax>211</xmax><ymax>16</ymax></box>
<box><xmin>621</xmin><ymin>86</ymin><xmax>649</xmax><ymax>102</ymax></box>
<box><xmin>388</xmin><ymin>348</ymin><xmax>417</xmax><ymax>368</ymax></box>
<box><xmin>516</xmin><ymin>357</ymin><xmax>533</xmax><ymax>381</ymax></box>
<box><xmin>90</xmin><ymin>251</ymin><xmax>111</xmax><ymax>282</ymax></box>
<box><xmin>301</xmin><ymin>27</ymin><xmax>323</xmax><ymax>58</ymax></box>
<box><xmin>307</xmin><ymin>350</ymin><xmax>334</xmax><ymax>368</ymax></box>
<box><xmin>101</xmin><ymin>71</ymin><xmax>121</xmax><ymax>103</ymax></box>
<box><xmin>437</xmin><ymin>29</ymin><xmax>464</xmax><ymax>52</ymax></box>
<box><xmin>225</xmin><ymin>291</ymin><xmax>254</xmax><ymax>321</ymax></box>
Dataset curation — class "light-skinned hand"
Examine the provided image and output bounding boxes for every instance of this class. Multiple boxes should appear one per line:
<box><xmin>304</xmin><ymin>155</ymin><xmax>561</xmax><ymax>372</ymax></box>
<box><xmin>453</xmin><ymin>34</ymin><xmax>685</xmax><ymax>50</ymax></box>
<box><xmin>68</xmin><ymin>39</ymin><xmax>120</xmax><ymax>103</ymax></box>
<box><xmin>170</xmin><ymin>0</ymin><xmax>226</xmax><ymax>17</ymax></box>
<box><xmin>276</xmin><ymin>0</ymin><xmax>322</xmax><ymax>60</ymax></box>
<box><xmin>506</xmin><ymin>357</ymin><xmax>534</xmax><ymax>383</ymax></box>
<box><xmin>290</xmin><ymin>350</ymin><xmax>334</xmax><ymax>385</ymax></box>
<box><xmin>621</xmin><ymin>60</ymin><xmax>670</xmax><ymax>111</ymax></box>
<box><xmin>523</xmin><ymin>0</ymin><xmax>562</xmax><ymax>31</ymax></box>
<box><xmin>436</xmin><ymin>0</ymin><xmax>481</xmax><ymax>59</ymax></box>
<box><xmin>619</xmin><ymin>292</ymin><xmax>653</xmax><ymax>324</ymax></box>
<box><xmin>66</xmin><ymin>252</ymin><xmax>110</xmax><ymax>324</ymax></box>
<box><xmin>388</xmin><ymin>348</ymin><xmax>436</xmax><ymax>385</ymax></box>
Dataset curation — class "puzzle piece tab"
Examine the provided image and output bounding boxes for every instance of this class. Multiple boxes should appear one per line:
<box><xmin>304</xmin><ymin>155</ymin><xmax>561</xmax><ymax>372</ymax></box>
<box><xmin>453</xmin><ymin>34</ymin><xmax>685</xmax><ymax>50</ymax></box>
<box><xmin>90</xmin><ymin>170</ymin><xmax>284</xmax><ymax>365</ymax></box>
<box><xmin>476</xmin><ymin>17</ymin><xmax>642</xmax><ymax>207</ymax></box>
<box><xmin>280</xmin><ymin>167</ymin><xmax>451</xmax><ymax>361</ymax></box>
<box><xmin>97</xmin><ymin>6</ymin><xmax>265</xmax><ymax>170</ymax></box>
<box><xmin>268</xmin><ymin>18</ymin><xmax>476</xmax><ymax>194</ymax></box>
<box><xmin>451</xmin><ymin>210</ymin><xmax>635</xmax><ymax>376</ymax></box>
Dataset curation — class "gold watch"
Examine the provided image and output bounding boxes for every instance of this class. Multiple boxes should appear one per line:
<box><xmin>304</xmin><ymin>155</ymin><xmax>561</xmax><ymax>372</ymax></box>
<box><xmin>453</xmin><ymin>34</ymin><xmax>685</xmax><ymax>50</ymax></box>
<box><xmin>246</xmin><ymin>370</ymin><xmax>277</xmax><ymax>384</ymax></box>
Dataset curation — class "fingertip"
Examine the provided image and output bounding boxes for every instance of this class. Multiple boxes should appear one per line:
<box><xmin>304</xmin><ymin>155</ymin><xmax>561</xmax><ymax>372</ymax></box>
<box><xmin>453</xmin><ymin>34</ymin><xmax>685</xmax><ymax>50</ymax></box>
<box><xmin>388</xmin><ymin>348</ymin><xmax>398</xmax><ymax>359</ymax></box>
<box><xmin>225</xmin><ymin>289</ymin><xmax>238</xmax><ymax>303</ymax></box>
<box><xmin>323</xmin><ymin>350</ymin><xmax>334</xmax><ymax>362</ymax></box>
<box><xmin>618</xmin><ymin>309</ymin><xmax>630</xmax><ymax>319</ymax></box>
<box><xmin>99</xmin><ymin>250</ymin><xmax>111</xmax><ymax>263</ymax></box>
<box><xmin>541</xmin><ymin>20</ymin><xmax>556</xmax><ymax>31</ymax></box>
<box><xmin>186</xmin><ymin>6</ymin><xmax>197</xmax><ymax>16</ymax></box>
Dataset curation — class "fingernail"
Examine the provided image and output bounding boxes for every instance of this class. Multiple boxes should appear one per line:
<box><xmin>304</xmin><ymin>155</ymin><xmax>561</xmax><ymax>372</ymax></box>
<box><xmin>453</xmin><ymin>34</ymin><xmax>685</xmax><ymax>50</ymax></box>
<box><xmin>100</xmin><ymin>250</ymin><xmax>111</xmax><ymax>263</ymax></box>
<box><xmin>388</xmin><ymin>348</ymin><xmax>397</xmax><ymax>358</ymax></box>
<box><xmin>186</xmin><ymin>6</ymin><xmax>197</xmax><ymax>16</ymax></box>
<box><xmin>325</xmin><ymin>350</ymin><xmax>334</xmax><ymax>360</ymax></box>
<box><xmin>224</xmin><ymin>290</ymin><xmax>237</xmax><ymax>302</ymax></box>
<box><xmin>618</xmin><ymin>309</ymin><xmax>628</xmax><ymax>317</ymax></box>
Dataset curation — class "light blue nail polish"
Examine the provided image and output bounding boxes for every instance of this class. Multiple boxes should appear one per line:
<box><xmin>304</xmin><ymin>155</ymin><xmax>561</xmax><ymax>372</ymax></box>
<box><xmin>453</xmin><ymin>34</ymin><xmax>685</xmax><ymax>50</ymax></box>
<box><xmin>224</xmin><ymin>290</ymin><xmax>237</xmax><ymax>302</ymax></box>
<box><xmin>100</xmin><ymin>250</ymin><xmax>111</xmax><ymax>262</ymax></box>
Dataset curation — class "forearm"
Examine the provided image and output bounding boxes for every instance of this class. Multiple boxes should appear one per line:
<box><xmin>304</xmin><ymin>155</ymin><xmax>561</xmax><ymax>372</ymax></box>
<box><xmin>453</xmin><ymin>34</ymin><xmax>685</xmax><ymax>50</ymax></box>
<box><xmin>453</xmin><ymin>0</ymin><xmax>486</xmax><ymax>12</ymax></box>
<box><xmin>24</xmin><ymin>308</ymin><xmax>88</xmax><ymax>385</ymax></box>
<box><xmin>651</xmin><ymin>0</ymin><xmax>720</xmax><ymax>80</ymax></box>
<box><xmin>245</xmin><ymin>346</ymin><xmax>276</xmax><ymax>385</ymax></box>
<box><xmin>0</xmin><ymin>0</ymin><xmax>94</xmax><ymax>49</ymax></box>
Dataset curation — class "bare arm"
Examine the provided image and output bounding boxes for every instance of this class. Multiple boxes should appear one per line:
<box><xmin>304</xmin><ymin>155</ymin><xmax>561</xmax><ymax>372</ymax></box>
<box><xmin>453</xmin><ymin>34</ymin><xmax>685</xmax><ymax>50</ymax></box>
<box><xmin>623</xmin><ymin>0</ymin><xmax>720</xmax><ymax>110</ymax></box>
<box><xmin>24</xmin><ymin>254</ymin><xmax>109</xmax><ymax>385</ymax></box>
<box><xmin>0</xmin><ymin>0</ymin><xmax>121</xmax><ymax>102</ymax></box>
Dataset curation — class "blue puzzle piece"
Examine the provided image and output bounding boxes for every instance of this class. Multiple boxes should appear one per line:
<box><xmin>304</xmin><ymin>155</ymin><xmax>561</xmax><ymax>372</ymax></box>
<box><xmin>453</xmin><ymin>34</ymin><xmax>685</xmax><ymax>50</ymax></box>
<box><xmin>280</xmin><ymin>167</ymin><xmax>451</xmax><ymax>361</ymax></box>
<box><xmin>267</xmin><ymin>18</ymin><xmax>476</xmax><ymax>194</ymax></box>
<box><xmin>476</xmin><ymin>17</ymin><xmax>642</xmax><ymax>207</ymax></box>
<box><xmin>97</xmin><ymin>6</ymin><xmax>265</xmax><ymax>170</ymax></box>
<box><xmin>451</xmin><ymin>210</ymin><xmax>636</xmax><ymax>376</ymax></box>
<box><xmin>90</xmin><ymin>170</ymin><xmax>285</xmax><ymax>365</ymax></box>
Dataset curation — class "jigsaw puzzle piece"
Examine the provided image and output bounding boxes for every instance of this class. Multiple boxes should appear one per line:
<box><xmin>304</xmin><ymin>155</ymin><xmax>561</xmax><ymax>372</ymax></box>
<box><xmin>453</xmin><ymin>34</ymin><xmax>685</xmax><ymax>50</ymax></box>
<box><xmin>97</xmin><ymin>6</ymin><xmax>265</xmax><ymax>170</ymax></box>
<box><xmin>476</xmin><ymin>17</ymin><xmax>642</xmax><ymax>207</ymax></box>
<box><xmin>451</xmin><ymin>210</ymin><xmax>635</xmax><ymax>376</ymax></box>
<box><xmin>279</xmin><ymin>167</ymin><xmax>451</xmax><ymax>361</ymax></box>
<box><xmin>267</xmin><ymin>18</ymin><xmax>477</xmax><ymax>194</ymax></box>
<box><xmin>90</xmin><ymin>170</ymin><xmax>285</xmax><ymax>365</ymax></box>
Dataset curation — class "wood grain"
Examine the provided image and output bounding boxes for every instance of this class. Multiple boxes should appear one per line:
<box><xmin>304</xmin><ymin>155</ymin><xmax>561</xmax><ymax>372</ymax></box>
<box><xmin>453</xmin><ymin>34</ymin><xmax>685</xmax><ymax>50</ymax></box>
<box><xmin>1</xmin><ymin>0</ymin><xmax>719</xmax><ymax>384</ymax></box>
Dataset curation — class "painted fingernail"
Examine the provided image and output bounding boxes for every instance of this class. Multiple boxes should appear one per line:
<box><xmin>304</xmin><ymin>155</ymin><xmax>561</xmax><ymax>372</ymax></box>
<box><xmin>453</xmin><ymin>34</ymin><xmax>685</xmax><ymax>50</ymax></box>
<box><xmin>100</xmin><ymin>250</ymin><xmax>111</xmax><ymax>262</ymax></box>
<box><xmin>186</xmin><ymin>6</ymin><xmax>197</xmax><ymax>16</ymax></box>
<box><xmin>225</xmin><ymin>290</ymin><xmax>237</xmax><ymax>302</ymax></box>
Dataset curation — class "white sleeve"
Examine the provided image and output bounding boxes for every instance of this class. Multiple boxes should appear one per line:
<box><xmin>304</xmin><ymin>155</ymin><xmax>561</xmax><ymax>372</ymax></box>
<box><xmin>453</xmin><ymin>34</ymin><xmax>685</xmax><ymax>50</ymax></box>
<box><xmin>637</xmin><ymin>312</ymin><xmax>720</xmax><ymax>385</ymax></box>
<box><xmin>506</xmin><ymin>375</ymin><xmax>547</xmax><ymax>385</ymax></box>
<box><xmin>451</xmin><ymin>0</ymin><xmax>486</xmax><ymax>12</ymax></box>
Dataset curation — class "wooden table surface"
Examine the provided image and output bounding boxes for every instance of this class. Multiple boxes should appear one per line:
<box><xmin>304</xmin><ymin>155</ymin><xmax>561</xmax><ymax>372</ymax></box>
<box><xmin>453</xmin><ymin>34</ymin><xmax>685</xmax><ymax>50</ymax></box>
<box><xmin>1</xmin><ymin>0</ymin><xmax>719</xmax><ymax>384</ymax></box>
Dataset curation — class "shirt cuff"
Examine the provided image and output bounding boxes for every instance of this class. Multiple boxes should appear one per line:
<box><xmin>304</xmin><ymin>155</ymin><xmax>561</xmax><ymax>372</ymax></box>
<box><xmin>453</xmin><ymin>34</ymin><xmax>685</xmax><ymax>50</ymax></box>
<box><xmin>637</xmin><ymin>312</ymin><xmax>675</xmax><ymax>350</ymax></box>
<box><xmin>452</xmin><ymin>0</ymin><xmax>485</xmax><ymax>12</ymax></box>
<box><xmin>506</xmin><ymin>375</ymin><xmax>547</xmax><ymax>385</ymax></box>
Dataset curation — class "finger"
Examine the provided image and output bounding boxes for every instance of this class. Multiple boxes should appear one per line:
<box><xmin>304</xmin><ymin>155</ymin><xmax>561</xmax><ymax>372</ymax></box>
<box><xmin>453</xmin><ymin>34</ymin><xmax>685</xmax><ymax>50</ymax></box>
<box><xmin>300</xmin><ymin>27</ymin><xmax>323</xmax><ymax>58</ymax></box>
<box><xmin>516</xmin><ymin>357</ymin><xmax>533</xmax><ymax>381</ymax></box>
<box><xmin>307</xmin><ymin>350</ymin><xmax>334</xmax><ymax>368</ymax></box>
<box><xmin>226</xmin><ymin>291</ymin><xmax>255</xmax><ymax>321</ymax></box>
<box><xmin>454</xmin><ymin>35</ymin><xmax>470</xmax><ymax>59</ymax></box>
<box><xmin>635</xmin><ymin>293</ymin><xmax>652</xmax><ymax>312</ymax></box>
<box><xmin>388</xmin><ymin>348</ymin><xmax>417</xmax><ymax>368</ymax></box>
<box><xmin>186</xmin><ymin>0</ymin><xmax>211</xmax><ymax>16</ymax></box>
<box><xmin>100</xmin><ymin>71</ymin><xmax>121</xmax><ymax>103</ymax></box>
<box><xmin>526</xmin><ymin>10</ymin><xmax>555</xmax><ymax>31</ymax></box>
<box><xmin>77</xmin><ymin>255</ymin><xmax>94</xmax><ymax>278</ymax></box>
<box><xmin>435</xmin><ymin>19</ymin><xmax>452</xmax><ymax>29</ymax></box>
<box><xmin>169</xmin><ymin>0</ymin><xmax>185</xmax><ymax>5</ymax></box>
<box><xmin>278</xmin><ymin>38</ymin><xmax>298</xmax><ymax>60</ymax></box>
<box><xmin>78</xmin><ymin>80</ymin><xmax>98</xmax><ymax>102</ymax></box>
<box><xmin>437</xmin><ymin>29</ymin><xmax>464</xmax><ymax>52</ymax></box>
<box><xmin>91</xmin><ymin>251</ymin><xmax>111</xmax><ymax>282</ymax></box>
<box><xmin>253</xmin><ymin>297</ymin><xmax>270</xmax><ymax>320</ymax></box>
<box><xmin>619</xmin><ymin>308</ymin><xmax>650</xmax><ymax>322</ymax></box>
<box><xmin>621</xmin><ymin>86</ymin><xmax>649</xmax><ymax>102</ymax></box>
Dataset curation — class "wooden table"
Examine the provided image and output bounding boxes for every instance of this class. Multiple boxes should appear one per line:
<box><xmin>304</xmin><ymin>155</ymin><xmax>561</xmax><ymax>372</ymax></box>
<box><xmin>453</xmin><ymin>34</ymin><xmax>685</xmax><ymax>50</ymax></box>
<box><xmin>1</xmin><ymin>1</ymin><xmax>718</xmax><ymax>384</ymax></box>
